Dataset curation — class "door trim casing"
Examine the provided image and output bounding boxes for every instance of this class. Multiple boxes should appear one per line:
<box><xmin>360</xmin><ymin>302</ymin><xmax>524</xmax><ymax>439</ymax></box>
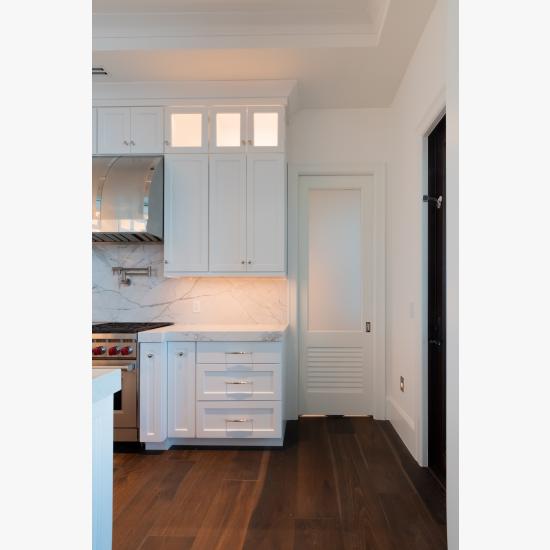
<box><xmin>419</xmin><ymin>91</ymin><xmax>447</xmax><ymax>467</ymax></box>
<box><xmin>287</xmin><ymin>163</ymin><xmax>386</xmax><ymax>420</ymax></box>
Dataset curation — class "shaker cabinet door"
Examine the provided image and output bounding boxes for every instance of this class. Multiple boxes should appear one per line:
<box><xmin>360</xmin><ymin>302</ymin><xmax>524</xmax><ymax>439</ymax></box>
<box><xmin>97</xmin><ymin>107</ymin><xmax>131</xmax><ymax>155</ymax></box>
<box><xmin>131</xmin><ymin>107</ymin><xmax>164</xmax><ymax>154</ymax></box>
<box><xmin>167</xmin><ymin>342</ymin><xmax>196</xmax><ymax>438</ymax></box>
<box><xmin>164</xmin><ymin>155</ymin><xmax>209</xmax><ymax>275</ymax></box>
<box><xmin>246</xmin><ymin>154</ymin><xmax>286</xmax><ymax>272</ymax></box>
<box><xmin>139</xmin><ymin>343</ymin><xmax>167</xmax><ymax>443</ymax></box>
<box><xmin>209</xmin><ymin>155</ymin><xmax>247</xmax><ymax>272</ymax></box>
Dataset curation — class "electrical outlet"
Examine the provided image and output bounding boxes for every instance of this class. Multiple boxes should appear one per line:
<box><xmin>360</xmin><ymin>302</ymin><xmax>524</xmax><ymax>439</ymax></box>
<box><xmin>400</xmin><ymin>376</ymin><xmax>405</xmax><ymax>392</ymax></box>
<box><xmin>192</xmin><ymin>300</ymin><xmax>201</xmax><ymax>313</ymax></box>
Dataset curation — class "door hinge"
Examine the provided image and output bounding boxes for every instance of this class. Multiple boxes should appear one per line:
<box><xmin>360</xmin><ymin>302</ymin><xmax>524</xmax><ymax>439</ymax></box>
<box><xmin>366</xmin><ymin>322</ymin><xmax>371</xmax><ymax>333</ymax></box>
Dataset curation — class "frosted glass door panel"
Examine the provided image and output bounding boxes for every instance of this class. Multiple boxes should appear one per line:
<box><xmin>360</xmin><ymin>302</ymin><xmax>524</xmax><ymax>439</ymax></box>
<box><xmin>165</xmin><ymin>108</ymin><xmax>208</xmax><ymax>153</ymax></box>
<box><xmin>253</xmin><ymin>112</ymin><xmax>279</xmax><ymax>146</ymax></box>
<box><xmin>210</xmin><ymin>108</ymin><xmax>246</xmax><ymax>152</ymax></box>
<box><xmin>248</xmin><ymin>106</ymin><xmax>284</xmax><ymax>152</ymax></box>
<box><xmin>172</xmin><ymin>114</ymin><xmax>202</xmax><ymax>147</ymax></box>
<box><xmin>308</xmin><ymin>189</ymin><xmax>362</xmax><ymax>331</ymax></box>
<box><xmin>216</xmin><ymin>113</ymin><xmax>241</xmax><ymax>146</ymax></box>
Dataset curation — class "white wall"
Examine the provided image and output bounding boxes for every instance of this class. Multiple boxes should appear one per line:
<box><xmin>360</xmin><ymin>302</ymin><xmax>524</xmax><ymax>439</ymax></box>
<box><xmin>386</xmin><ymin>0</ymin><xmax>446</xmax><ymax>460</ymax></box>
<box><xmin>288</xmin><ymin>108</ymin><xmax>390</xmax><ymax>165</ymax></box>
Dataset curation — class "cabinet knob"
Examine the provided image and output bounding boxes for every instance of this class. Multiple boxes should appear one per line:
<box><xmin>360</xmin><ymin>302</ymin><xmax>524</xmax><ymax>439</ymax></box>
<box><xmin>130</xmin><ymin>140</ymin><xmax>135</xmax><ymax>146</ymax></box>
<box><xmin>164</xmin><ymin>260</ymin><xmax>168</xmax><ymax>264</ymax></box>
<box><xmin>146</xmin><ymin>353</ymin><xmax>153</xmax><ymax>358</ymax></box>
<box><xmin>164</xmin><ymin>140</ymin><xmax>170</xmax><ymax>146</ymax></box>
<box><xmin>241</xmin><ymin>260</ymin><xmax>245</xmax><ymax>265</ymax></box>
<box><xmin>241</xmin><ymin>139</ymin><xmax>245</xmax><ymax>146</ymax></box>
<box><xmin>123</xmin><ymin>140</ymin><xmax>129</xmax><ymax>145</ymax></box>
<box><xmin>247</xmin><ymin>139</ymin><xmax>253</xmax><ymax>145</ymax></box>
<box><xmin>177</xmin><ymin>351</ymin><xmax>186</xmax><ymax>357</ymax></box>
<box><xmin>247</xmin><ymin>260</ymin><xmax>252</xmax><ymax>264</ymax></box>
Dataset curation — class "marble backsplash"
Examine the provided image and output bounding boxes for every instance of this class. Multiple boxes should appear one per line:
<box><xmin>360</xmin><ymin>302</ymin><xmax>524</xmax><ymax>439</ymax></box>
<box><xmin>93</xmin><ymin>244</ymin><xmax>288</xmax><ymax>324</ymax></box>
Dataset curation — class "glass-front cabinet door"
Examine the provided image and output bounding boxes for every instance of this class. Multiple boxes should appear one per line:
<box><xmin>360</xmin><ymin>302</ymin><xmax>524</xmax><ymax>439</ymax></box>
<box><xmin>164</xmin><ymin>107</ymin><xmax>208</xmax><ymax>153</ymax></box>
<box><xmin>209</xmin><ymin>107</ymin><xmax>246</xmax><ymax>153</ymax></box>
<box><xmin>247</xmin><ymin>106</ymin><xmax>285</xmax><ymax>153</ymax></box>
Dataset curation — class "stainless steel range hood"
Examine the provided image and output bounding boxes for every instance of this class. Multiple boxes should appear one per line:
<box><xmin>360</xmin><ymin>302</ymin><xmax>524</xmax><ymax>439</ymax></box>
<box><xmin>92</xmin><ymin>156</ymin><xmax>163</xmax><ymax>243</ymax></box>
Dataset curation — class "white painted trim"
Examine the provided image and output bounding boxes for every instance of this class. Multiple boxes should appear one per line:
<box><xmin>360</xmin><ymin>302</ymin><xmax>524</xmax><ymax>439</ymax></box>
<box><xmin>386</xmin><ymin>396</ymin><xmax>416</xmax><ymax>451</ymax></box>
<box><xmin>287</xmin><ymin>163</ymin><xmax>387</xmax><ymax>420</ymax></box>
<box><xmin>418</xmin><ymin>92</ymin><xmax>446</xmax><ymax>467</ymax></box>
<box><xmin>92</xmin><ymin>80</ymin><xmax>296</xmax><ymax>104</ymax></box>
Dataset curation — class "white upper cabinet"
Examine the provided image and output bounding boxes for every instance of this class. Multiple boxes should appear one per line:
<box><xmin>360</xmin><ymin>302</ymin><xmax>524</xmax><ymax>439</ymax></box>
<box><xmin>210</xmin><ymin>108</ymin><xmax>246</xmax><ymax>153</ymax></box>
<box><xmin>246</xmin><ymin>154</ymin><xmax>286</xmax><ymax>272</ymax></box>
<box><xmin>247</xmin><ymin>106</ymin><xmax>285</xmax><ymax>153</ymax></box>
<box><xmin>164</xmin><ymin>107</ymin><xmax>208</xmax><ymax>153</ymax></box>
<box><xmin>164</xmin><ymin>155</ymin><xmax>209</xmax><ymax>275</ymax></box>
<box><xmin>131</xmin><ymin>107</ymin><xmax>164</xmax><ymax>154</ymax></box>
<box><xmin>209</xmin><ymin>155</ymin><xmax>247</xmax><ymax>272</ymax></box>
<box><xmin>97</xmin><ymin>107</ymin><xmax>163</xmax><ymax>154</ymax></box>
<box><xmin>97</xmin><ymin>107</ymin><xmax>131</xmax><ymax>154</ymax></box>
<box><xmin>92</xmin><ymin>108</ymin><xmax>97</xmax><ymax>154</ymax></box>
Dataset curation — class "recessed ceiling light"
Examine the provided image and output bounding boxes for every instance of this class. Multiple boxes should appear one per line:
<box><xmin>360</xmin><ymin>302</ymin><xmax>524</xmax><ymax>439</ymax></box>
<box><xmin>92</xmin><ymin>67</ymin><xmax>108</xmax><ymax>76</ymax></box>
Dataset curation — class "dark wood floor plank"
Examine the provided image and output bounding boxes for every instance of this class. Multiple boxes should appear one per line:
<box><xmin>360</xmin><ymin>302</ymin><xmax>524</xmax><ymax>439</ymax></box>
<box><xmin>112</xmin><ymin>419</ymin><xmax>447</xmax><ymax>550</ymax></box>
<box><xmin>242</xmin><ymin>422</ymin><xmax>299</xmax><ymax>550</ymax></box>
<box><xmin>293</xmin><ymin>518</ymin><xmax>345</xmax><ymax>549</ymax></box>
<box><xmin>295</xmin><ymin>418</ymin><xmax>340</xmax><ymax>519</ymax></box>
<box><xmin>138</xmin><ymin>535</ymin><xmax>194</xmax><ymax>550</ymax></box>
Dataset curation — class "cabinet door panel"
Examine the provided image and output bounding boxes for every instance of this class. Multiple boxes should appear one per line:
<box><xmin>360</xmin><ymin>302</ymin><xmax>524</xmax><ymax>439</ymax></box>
<box><xmin>139</xmin><ymin>343</ymin><xmax>166</xmax><ymax>443</ymax></box>
<box><xmin>247</xmin><ymin>106</ymin><xmax>285</xmax><ymax>153</ymax></box>
<box><xmin>97</xmin><ymin>107</ymin><xmax>131</xmax><ymax>155</ymax></box>
<box><xmin>92</xmin><ymin>108</ymin><xmax>97</xmax><ymax>154</ymax></box>
<box><xmin>210</xmin><ymin>108</ymin><xmax>246</xmax><ymax>153</ymax></box>
<box><xmin>164</xmin><ymin>155</ymin><xmax>209</xmax><ymax>274</ymax></box>
<box><xmin>246</xmin><ymin>154</ymin><xmax>286</xmax><ymax>272</ymax></box>
<box><xmin>131</xmin><ymin>107</ymin><xmax>163</xmax><ymax>154</ymax></box>
<box><xmin>167</xmin><ymin>342</ymin><xmax>196</xmax><ymax>438</ymax></box>
<box><xmin>165</xmin><ymin>107</ymin><xmax>208</xmax><ymax>153</ymax></box>
<box><xmin>209</xmin><ymin>155</ymin><xmax>247</xmax><ymax>272</ymax></box>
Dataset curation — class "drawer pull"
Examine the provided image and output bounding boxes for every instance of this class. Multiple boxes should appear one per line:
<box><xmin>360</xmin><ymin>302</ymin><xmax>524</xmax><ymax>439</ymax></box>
<box><xmin>225</xmin><ymin>417</ymin><xmax>254</xmax><ymax>432</ymax></box>
<box><xmin>225</xmin><ymin>352</ymin><xmax>251</xmax><ymax>355</ymax></box>
<box><xmin>226</xmin><ymin>418</ymin><xmax>251</xmax><ymax>423</ymax></box>
<box><xmin>225</xmin><ymin>380</ymin><xmax>252</xmax><ymax>385</ymax></box>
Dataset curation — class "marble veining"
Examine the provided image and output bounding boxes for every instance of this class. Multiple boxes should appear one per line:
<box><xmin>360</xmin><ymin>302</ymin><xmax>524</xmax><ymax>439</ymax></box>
<box><xmin>93</xmin><ymin>244</ymin><xmax>288</xmax><ymax>324</ymax></box>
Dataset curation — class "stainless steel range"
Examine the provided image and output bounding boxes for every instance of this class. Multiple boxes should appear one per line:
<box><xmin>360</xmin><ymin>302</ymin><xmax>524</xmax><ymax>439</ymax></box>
<box><xmin>92</xmin><ymin>322</ymin><xmax>173</xmax><ymax>442</ymax></box>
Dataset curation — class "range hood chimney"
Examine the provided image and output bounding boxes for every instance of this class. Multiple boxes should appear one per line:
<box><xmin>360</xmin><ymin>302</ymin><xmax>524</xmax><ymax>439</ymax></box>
<box><xmin>92</xmin><ymin>156</ymin><xmax>164</xmax><ymax>243</ymax></box>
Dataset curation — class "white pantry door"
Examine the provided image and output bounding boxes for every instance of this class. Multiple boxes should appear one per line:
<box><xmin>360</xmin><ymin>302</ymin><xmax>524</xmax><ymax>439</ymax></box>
<box><xmin>299</xmin><ymin>175</ymin><xmax>374</xmax><ymax>415</ymax></box>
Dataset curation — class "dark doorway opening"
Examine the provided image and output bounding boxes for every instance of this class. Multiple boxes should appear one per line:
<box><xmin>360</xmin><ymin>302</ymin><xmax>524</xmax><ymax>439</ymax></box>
<box><xmin>427</xmin><ymin>114</ymin><xmax>446</xmax><ymax>487</ymax></box>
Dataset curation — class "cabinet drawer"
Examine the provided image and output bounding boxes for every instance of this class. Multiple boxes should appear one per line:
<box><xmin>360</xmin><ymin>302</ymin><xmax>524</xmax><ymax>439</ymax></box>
<box><xmin>197</xmin><ymin>363</ymin><xmax>281</xmax><ymax>401</ymax></box>
<box><xmin>196</xmin><ymin>401</ymin><xmax>282</xmax><ymax>438</ymax></box>
<box><xmin>196</xmin><ymin>342</ymin><xmax>281</xmax><ymax>364</ymax></box>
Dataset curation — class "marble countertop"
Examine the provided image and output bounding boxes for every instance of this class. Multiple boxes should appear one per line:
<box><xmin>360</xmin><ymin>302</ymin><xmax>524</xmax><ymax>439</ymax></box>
<box><xmin>137</xmin><ymin>323</ymin><xmax>288</xmax><ymax>343</ymax></box>
<box><xmin>92</xmin><ymin>369</ymin><xmax>121</xmax><ymax>403</ymax></box>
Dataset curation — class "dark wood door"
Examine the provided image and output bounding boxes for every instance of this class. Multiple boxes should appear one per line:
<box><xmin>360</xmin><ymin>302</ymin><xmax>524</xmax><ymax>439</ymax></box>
<box><xmin>427</xmin><ymin>115</ymin><xmax>446</xmax><ymax>486</ymax></box>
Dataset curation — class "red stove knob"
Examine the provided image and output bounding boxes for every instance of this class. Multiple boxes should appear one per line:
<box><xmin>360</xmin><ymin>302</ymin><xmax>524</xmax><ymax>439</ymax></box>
<box><xmin>120</xmin><ymin>346</ymin><xmax>133</xmax><ymax>356</ymax></box>
<box><xmin>92</xmin><ymin>346</ymin><xmax>106</xmax><ymax>356</ymax></box>
<box><xmin>108</xmin><ymin>346</ymin><xmax>120</xmax><ymax>356</ymax></box>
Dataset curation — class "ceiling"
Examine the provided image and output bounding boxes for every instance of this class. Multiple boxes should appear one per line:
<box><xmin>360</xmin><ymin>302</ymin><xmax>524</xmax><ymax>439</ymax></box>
<box><xmin>92</xmin><ymin>0</ymin><xmax>437</xmax><ymax>109</ymax></box>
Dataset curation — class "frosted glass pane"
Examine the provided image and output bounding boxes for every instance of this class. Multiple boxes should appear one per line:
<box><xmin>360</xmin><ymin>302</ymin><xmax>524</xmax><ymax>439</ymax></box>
<box><xmin>171</xmin><ymin>113</ymin><xmax>202</xmax><ymax>147</ymax></box>
<box><xmin>253</xmin><ymin>112</ymin><xmax>279</xmax><ymax>146</ymax></box>
<box><xmin>216</xmin><ymin>113</ymin><xmax>241</xmax><ymax>147</ymax></box>
<box><xmin>308</xmin><ymin>189</ymin><xmax>362</xmax><ymax>331</ymax></box>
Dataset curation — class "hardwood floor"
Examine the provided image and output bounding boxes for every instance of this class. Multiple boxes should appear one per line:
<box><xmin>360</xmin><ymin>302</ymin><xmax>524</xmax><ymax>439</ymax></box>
<box><xmin>113</xmin><ymin>418</ymin><xmax>447</xmax><ymax>550</ymax></box>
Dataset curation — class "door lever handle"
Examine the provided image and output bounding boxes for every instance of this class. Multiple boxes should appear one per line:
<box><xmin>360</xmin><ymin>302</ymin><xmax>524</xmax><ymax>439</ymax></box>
<box><xmin>423</xmin><ymin>195</ymin><xmax>443</xmax><ymax>209</ymax></box>
<box><xmin>428</xmin><ymin>339</ymin><xmax>442</xmax><ymax>347</ymax></box>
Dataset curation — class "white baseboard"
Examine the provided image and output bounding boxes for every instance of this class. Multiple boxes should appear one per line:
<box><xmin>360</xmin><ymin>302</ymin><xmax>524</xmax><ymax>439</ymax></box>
<box><xmin>386</xmin><ymin>396</ymin><xmax>419</xmax><ymax>462</ymax></box>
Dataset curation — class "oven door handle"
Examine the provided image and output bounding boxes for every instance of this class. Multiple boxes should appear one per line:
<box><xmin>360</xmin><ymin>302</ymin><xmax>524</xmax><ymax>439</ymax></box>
<box><xmin>93</xmin><ymin>363</ymin><xmax>136</xmax><ymax>372</ymax></box>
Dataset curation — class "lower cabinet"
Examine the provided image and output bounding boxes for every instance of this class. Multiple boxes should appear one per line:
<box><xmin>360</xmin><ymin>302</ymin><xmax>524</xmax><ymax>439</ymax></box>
<box><xmin>139</xmin><ymin>343</ymin><xmax>166</xmax><ymax>443</ymax></box>
<box><xmin>139</xmin><ymin>340</ymin><xmax>284</xmax><ymax>444</ymax></box>
<box><xmin>167</xmin><ymin>342</ymin><xmax>196</xmax><ymax>438</ymax></box>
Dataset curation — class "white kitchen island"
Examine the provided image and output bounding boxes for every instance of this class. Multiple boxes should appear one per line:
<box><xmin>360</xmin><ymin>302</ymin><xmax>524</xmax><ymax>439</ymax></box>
<box><xmin>92</xmin><ymin>369</ymin><xmax>121</xmax><ymax>550</ymax></box>
<box><xmin>137</xmin><ymin>324</ymin><xmax>287</xmax><ymax>450</ymax></box>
